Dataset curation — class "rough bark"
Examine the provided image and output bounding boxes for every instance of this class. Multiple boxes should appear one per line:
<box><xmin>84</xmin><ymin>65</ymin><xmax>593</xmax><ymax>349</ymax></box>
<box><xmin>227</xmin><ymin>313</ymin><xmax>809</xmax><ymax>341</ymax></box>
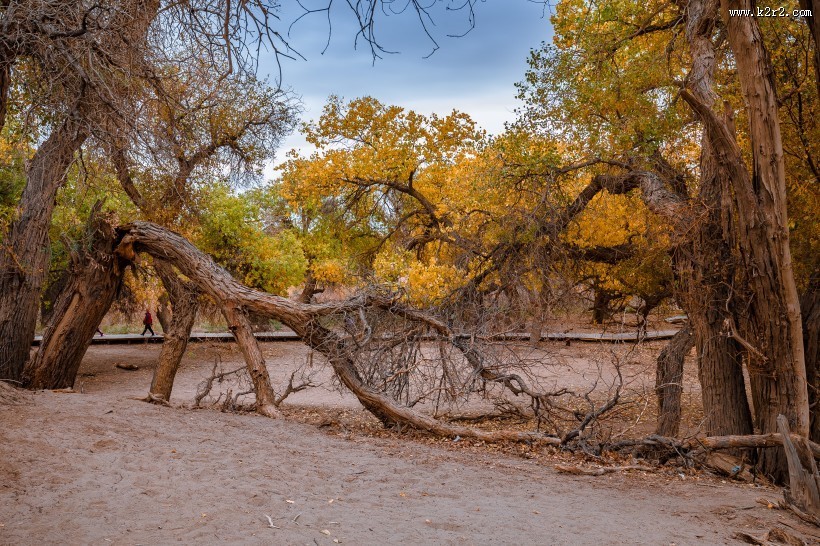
<box><xmin>777</xmin><ymin>414</ymin><xmax>820</xmax><ymax>519</ymax></box>
<box><xmin>22</xmin><ymin>211</ymin><xmax>128</xmax><ymax>389</ymax></box>
<box><xmin>114</xmin><ymin>221</ymin><xmax>565</xmax><ymax>441</ymax></box>
<box><xmin>146</xmin><ymin>260</ymin><xmax>199</xmax><ymax>403</ymax></box>
<box><xmin>797</xmin><ymin>0</ymin><xmax>820</xmax><ymax>95</ymax></box>
<box><xmin>680</xmin><ymin>0</ymin><xmax>755</xmax><ymax>440</ymax></box>
<box><xmin>655</xmin><ymin>324</ymin><xmax>694</xmax><ymax>437</ymax></box>
<box><xmin>221</xmin><ymin>305</ymin><xmax>281</xmax><ymax>418</ymax></box>
<box><xmin>0</xmin><ymin>104</ymin><xmax>88</xmax><ymax>382</ymax></box>
<box><xmin>706</xmin><ymin>0</ymin><xmax>811</xmax><ymax>479</ymax></box>
<box><xmin>801</xmin><ymin>274</ymin><xmax>820</xmax><ymax>444</ymax></box>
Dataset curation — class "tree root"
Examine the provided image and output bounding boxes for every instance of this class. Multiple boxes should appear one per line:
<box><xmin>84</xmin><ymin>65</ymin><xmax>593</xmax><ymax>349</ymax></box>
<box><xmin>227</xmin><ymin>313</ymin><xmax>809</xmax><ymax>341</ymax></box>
<box><xmin>141</xmin><ymin>393</ymin><xmax>171</xmax><ymax>406</ymax></box>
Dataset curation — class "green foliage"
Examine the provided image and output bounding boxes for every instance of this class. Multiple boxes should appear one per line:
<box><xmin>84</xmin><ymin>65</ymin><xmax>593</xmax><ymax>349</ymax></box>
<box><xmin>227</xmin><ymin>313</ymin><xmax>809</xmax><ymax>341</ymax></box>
<box><xmin>197</xmin><ymin>183</ymin><xmax>307</xmax><ymax>295</ymax></box>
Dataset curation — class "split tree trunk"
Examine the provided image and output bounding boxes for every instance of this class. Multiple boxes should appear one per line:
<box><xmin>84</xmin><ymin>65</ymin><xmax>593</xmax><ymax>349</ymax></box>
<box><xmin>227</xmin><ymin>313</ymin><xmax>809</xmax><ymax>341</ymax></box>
<box><xmin>680</xmin><ymin>0</ymin><xmax>755</xmax><ymax>440</ymax></box>
<box><xmin>655</xmin><ymin>324</ymin><xmax>694</xmax><ymax>437</ymax></box>
<box><xmin>146</xmin><ymin>260</ymin><xmax>199</xmax><ymax>403</ymax></box>
<box><xmin>0</xmin><ymin>106</ymin><xmax>88</xmax><ymax>382</ymax></box>
<box><xmin>22</xmin><ymin>211</ymin><xmax>127</xmax><ymax>389</ymax></box>
<box><xmin>717</xmin><ymin>0</ymin><xmax>810</xmax><ymax>478</ymax></box>
<box><xmin>0</xmin><ymin>0</ymin><xmax>161</xmax><ymax>383</ymax></box>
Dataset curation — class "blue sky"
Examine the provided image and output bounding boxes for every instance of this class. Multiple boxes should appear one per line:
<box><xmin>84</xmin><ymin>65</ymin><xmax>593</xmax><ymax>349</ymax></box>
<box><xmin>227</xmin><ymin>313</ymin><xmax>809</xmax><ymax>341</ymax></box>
<box><xmin>259</xmin><ymin>1</ymin><xmax>554</xmax><ymax>169</ymax></box>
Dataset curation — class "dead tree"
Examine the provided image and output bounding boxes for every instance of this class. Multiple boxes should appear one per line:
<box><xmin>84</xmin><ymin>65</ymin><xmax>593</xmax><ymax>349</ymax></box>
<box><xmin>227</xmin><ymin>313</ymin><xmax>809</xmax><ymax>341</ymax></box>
<box><xmin>114</xmin><ymin>221</ymin><xmax>585</xmax><ymax>441</ymax></box>
<box><xmin>23</xmin><ymin>207</ymin><xmax>130</xmax><ymax>389</ymax></box>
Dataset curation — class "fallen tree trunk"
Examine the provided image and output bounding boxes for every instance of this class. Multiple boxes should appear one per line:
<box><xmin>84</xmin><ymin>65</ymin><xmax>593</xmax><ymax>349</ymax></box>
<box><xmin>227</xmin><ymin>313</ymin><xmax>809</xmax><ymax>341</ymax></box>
<box><xmin>115</xmin><ymin>221</ymin><xmax>563</xmax><ymax>441</ymax></box>
<box><xmin>615</xmin><ymin>432</ymin><xmax>820</xmax><ymax>459</ymax></box>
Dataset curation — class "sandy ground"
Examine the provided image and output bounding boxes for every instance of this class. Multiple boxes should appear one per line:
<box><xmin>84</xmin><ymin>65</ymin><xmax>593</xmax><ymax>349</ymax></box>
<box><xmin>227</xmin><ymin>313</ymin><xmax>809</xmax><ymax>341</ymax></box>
<box><xmin>1</xmin><ymin>342</ymin><xmax>818</xmax><ymax>545</ymax></box>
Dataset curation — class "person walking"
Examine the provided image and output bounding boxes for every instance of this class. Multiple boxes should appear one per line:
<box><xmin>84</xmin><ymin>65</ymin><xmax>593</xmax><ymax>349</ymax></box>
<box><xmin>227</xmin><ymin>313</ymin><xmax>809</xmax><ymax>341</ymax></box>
<box><xmin>141</xmin><ymin>309</ymin><xmax>155</xmax><ymax>336</ymax></box>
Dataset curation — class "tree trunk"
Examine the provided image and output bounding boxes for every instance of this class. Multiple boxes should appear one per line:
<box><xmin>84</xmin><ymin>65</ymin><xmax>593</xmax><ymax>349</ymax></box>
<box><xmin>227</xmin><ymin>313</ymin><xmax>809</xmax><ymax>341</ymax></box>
<box><xmin>591</xmin><ymin>286</ymin><xmax>616</xmax><ymax>324</ymax></box>
<box><xmin>113</xmin><ymin>221</ymin><xmax>564</xmax><ymax>442</ymax></box>
<box><xmin>22</xmin><ymin>211</ymin><xmax>127</xmax><ymax>389</ymax></box>
<box><xmin>680</xmin><ymin>0</ymin><xmax>755</xmax><ymax>440</ymax></box>
<box><xmin>0</xmin><ymin>106</ymin><xmax>88</xmax><ymax>382</ymax></box>
<box><xmin>801</xmin><ymin>274</ymin><xmax>820</xmax><ymax>444</ymax></box>
<box><xmin>221</xmin><ymin>305</ymin><xmax>281</xmax><ymax>418</ymax></box>
<box><xmin>146</xmin><ymin>260</ymin><xmax>198</xmax><ymax>403</ymax></box>
<box><xmin>155</xmin><ymin>292</ymin><xmax>171</xmax><ymax>333</ymax></box>
<box><xmin>797</xmin><ymin>0</ymin><xmax>820</xmax><ymax>95</ymax></box>
<box><xmin>717</xmin><ymin>0</ymin><xmax>810</xmax><ymax>477</ymax></box>
<box><xmin>655</xmin><ymin>324</ymin><xmax>694</xmax><ymax>437</ymax></box>
<box><xmin>297</xmin><ymin>270</ymin><xmax>324</xmax><ymax>303</ymax></box>
<box><xmin>0</xmin><ymin>57</ymin><xmax>11</xmax><ymax>133</ymax></box>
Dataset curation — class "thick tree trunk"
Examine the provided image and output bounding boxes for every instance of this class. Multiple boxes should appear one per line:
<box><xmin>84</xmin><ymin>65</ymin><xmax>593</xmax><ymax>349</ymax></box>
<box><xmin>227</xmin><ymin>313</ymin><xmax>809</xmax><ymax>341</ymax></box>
<box><xmin>22</xmin><ymin>212</ymin><xmax>127</xmax><ymax>389</ymax></box>
<box><xmin>0</xmin><ymin>0</ymin><xmax>161</xmax><ymax>383</ymax></box>
<box><xmin>655</xmin><ymin>324</ymin><xmax>695</xmax><ymax>437</ymax></box>
<box><xmin>681</xmin><ymin>0</ymin><xmax>755</xmax><ymax>440</ymax></box>
<box><xmin>146</xmin><ymin>260</ymin><xmax>198</xmax><ymax>403</ymax></box>
<box><xmin>801</xmin><ymin>275</ymin><xmax>820</xmax><ymax>444</ymax></box>
<box><xmin>0</xmin><ymin>107</ymin><xmax>88</xmax><ymax>382</ymax></box>
<box><xmin>716</xmin><ymin>0</ymin><xmax>810</xmax><ymax>478</ymax></box>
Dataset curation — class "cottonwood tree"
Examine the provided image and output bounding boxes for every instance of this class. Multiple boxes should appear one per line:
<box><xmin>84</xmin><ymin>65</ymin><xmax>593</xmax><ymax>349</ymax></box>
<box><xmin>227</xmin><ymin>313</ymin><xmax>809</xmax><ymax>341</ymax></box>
<box><xmin>23</xmin><ymin>58</ymin><xmax>297</xmax><ymax>393</ymax></box>
<box><xmin>1</xmin><ymin>0</ymin><xmax>471</xmax><ymax>383</ymax></box>
<box><xmin>517</xmin><ymin>0</ymin><xmax>817</xmax><ymax>477</ymax></box>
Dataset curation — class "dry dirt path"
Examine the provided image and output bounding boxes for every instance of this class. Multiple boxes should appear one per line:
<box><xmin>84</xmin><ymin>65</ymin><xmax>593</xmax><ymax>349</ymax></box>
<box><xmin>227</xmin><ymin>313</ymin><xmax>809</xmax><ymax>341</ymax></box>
<box><xmin>0</xmin><ymin>344</ymin><xmax>815</xmax><ymax>545</ymax></box>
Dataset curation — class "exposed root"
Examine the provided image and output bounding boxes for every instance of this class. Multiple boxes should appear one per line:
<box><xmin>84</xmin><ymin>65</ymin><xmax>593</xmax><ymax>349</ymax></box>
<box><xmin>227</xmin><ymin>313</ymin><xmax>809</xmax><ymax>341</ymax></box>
<box><xmin>142</xmin><ymin>392</ymin><xmax>171</xmax><ymax>406</ymax></box>
<box><xmin>256</xmin><ymin>402</ymin><xmax>283</xmax><ymax>419</ymax></box>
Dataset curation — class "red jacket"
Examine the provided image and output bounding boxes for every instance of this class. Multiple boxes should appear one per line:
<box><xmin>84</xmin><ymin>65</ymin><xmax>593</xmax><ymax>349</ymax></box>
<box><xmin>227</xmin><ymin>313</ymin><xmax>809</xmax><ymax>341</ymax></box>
<box><xmin>143</xmin><ymin>311</ymin><xmax>153</xmax><ymax>325</ymax></box>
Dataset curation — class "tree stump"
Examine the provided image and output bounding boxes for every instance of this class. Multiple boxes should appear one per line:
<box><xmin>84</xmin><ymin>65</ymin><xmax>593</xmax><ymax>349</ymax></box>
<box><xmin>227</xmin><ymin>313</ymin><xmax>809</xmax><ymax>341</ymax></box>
<box><xmin>777</xmin><ymin>414</ymin><xmax>820</xmax><ymax>520</ymax></box>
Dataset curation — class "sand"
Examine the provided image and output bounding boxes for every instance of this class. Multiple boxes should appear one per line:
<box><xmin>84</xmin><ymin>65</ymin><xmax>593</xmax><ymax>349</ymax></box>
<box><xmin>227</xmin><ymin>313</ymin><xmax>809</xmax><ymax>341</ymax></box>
<box><xmin>1</xmin><ymin>342</ymin><xmax>816</xmax><ymax>545</ymax></box>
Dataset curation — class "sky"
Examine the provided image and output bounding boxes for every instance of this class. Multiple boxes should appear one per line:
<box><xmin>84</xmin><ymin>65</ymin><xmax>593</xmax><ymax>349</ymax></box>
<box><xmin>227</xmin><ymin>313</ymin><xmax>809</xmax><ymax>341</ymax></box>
<box><xmin>257</xmin><ymin>1</ymin><xmax>554</xmax><ymax>173</ymax></box>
